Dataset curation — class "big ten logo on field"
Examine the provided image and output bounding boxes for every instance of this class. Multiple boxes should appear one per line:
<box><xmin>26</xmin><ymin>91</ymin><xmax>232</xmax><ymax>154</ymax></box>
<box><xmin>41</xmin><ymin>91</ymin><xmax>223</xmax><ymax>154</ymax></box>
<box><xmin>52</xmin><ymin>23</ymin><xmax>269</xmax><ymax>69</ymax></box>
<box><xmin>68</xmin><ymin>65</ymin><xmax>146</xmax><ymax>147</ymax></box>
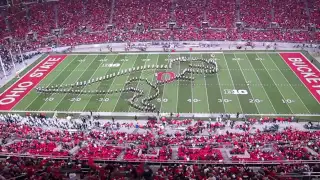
<box><xmin>156</xmin><ymin>72</ymin><xmax>176</xmax><ymax>82</ymax></box>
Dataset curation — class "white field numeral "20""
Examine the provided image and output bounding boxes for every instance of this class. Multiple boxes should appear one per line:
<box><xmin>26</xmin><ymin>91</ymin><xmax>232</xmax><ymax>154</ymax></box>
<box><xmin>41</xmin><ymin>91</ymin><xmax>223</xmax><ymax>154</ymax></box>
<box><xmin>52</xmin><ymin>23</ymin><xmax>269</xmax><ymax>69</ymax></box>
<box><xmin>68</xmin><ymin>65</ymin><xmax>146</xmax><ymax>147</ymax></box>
<box><xmin>44</xmin><ymin>97</ymin><xmax>54</xmax><ymax>102</ymax></box>
<box><xmin>249</xmin><ymin>99</ymin><xmax>263</xmax><ymax>103</ymax></box>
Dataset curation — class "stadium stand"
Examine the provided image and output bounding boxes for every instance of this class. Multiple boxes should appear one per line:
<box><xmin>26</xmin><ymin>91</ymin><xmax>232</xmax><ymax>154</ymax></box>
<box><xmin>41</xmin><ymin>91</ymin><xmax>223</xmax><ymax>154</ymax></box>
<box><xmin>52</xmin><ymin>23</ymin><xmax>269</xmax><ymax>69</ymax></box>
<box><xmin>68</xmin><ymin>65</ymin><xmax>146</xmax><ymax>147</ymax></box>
<box><xmin>240</xmin><ymin>0</ymin><xmax>272</xmax><ymax>28</ymax></box>
<box><xmin>205</xmin><ymin>0</ymin><xmax>236</xmax><ymax>28</ymax></box>
<box><xmin>0</xmin><ymin>114</ymin><xmax>320</xmax><ymax>179</ymax></box>
<box><xmin>0</xmin><ymin>0</ymin><xmax>319</xmax><ymax>51</ymax></box>
<box><xmin>272</xmin><ymin>0</ymin><xmax>309</xmax><ymax>29</ymax></box>
<box><xmin>0</xmin><ymin>0</ymin><xmax>320</xmax><ymax>179</ymax></box>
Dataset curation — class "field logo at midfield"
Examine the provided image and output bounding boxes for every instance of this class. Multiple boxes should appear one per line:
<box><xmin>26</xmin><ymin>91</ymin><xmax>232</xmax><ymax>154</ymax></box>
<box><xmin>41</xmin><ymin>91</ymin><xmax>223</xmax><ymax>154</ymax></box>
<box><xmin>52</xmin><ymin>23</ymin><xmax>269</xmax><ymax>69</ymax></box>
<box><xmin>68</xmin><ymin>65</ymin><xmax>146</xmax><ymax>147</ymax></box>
<box><xmin>0</xmin><ymin>55</ymin><xmax>67</xmax><ymax>110</ymax></box>
<box><xmin>156</xmin><ymin>72</ymin><xmax>176</xmax><ymax>82</ymax></box>
<box><xmin>279</xmin><ymin>52</ymin><xmax>320</xmax><ymax>103</ymax></box>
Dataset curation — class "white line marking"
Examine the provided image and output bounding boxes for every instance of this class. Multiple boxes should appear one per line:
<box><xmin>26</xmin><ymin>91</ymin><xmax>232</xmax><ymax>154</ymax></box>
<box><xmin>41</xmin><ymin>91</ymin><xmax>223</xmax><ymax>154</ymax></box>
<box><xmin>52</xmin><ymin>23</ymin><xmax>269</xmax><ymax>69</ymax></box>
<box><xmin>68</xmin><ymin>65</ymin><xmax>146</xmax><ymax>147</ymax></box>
<box><xmin>1</xmin><ymin>110</ymin><xmax>319</xmax><ymax>117</ymax></box>
<box><xmin>68</xmin><ymin>56</ymin><xmax>110</xmax><ymax>111</ymax></box>
<box><xmin>22</xmin><ymin>55</ymin><xmax>78</xmax><ymax>110</ymax></box>
<box><xmin>292</xmin><ymin>52</ymin><xmax>320</xmax><ymax>104</ymax></box>
<box><xmin>221</xmin><ymin>53</ymin><xmax>243</xmax><ymax>113</ymax></box>
<box><xmin>128</xmin><ymin>54</ymin><xmax>152</xmax><ymax>112</ymax></box>
<box><xmin>109</xmin><ymin>54</ymin><xmax>140</xmax><ymax>112</ymax></box>
<box><xmin>244</xmin><ymin>53</ymin><xmax>277</xmax><ymax>113</ymax></box>
<box><xmin>190</xmin><ymin>54</ymin><xmax>194</xmax><ymax>113</ymax></box>
<box><xmin>267</xmin><ymin>53</ymin><xmax>311</xmax><ymax>114</ymax></box>
<box><xmin>215</xmin><ymin>62</ymin><xmax>227</xmax><ymax>113</ymax></box>
<box><xmin>234</xmin><ymin>54</ymin><xmax>260</xmax><ymax>114</ymax></box>
<box><xmin>176</xmin><ymin>55</ymin><xmax>181</xmax><ymax>113</ymax></box>
<box><xmin>200</xmin><ymin>53</ymin><xmax>211</xmax><ymax>113</ymax></box>
<box><xmin>78</xmin><ymin>55</ymin><xmax>119</xmax><ymax>112</ymax></box>
<box><xmin>0</xmin><ymin>54</ymin><xmax>49</xmax><ymax>96</ymax></box>
<box><xmin>42</xmin><ymin>55</ymin><xmax>95</xmax><ymax>111</ymax></box>
<box><xmin>143</xmin><ymin>54</ymin><xmax>160</xmax><ymax>112</ymax></box>
<box><xmin>256</xmin><ymin>54</ymin><xmax>294</xmax><ymax>114</ymax></box>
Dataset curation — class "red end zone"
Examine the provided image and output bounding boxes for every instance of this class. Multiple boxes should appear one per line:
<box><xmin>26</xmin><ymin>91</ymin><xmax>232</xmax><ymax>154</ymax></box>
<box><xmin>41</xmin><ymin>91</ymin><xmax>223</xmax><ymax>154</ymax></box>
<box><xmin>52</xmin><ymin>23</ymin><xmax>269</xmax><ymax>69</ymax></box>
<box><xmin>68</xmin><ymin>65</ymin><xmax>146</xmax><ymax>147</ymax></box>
<box><xmin>0</xmin><ymin>55</ymin><xmax>67</xmax><ymax>110</ymax></box>
<box><xmin>279</xmin><ymin>52</ymin><xmax>320</xmax><ymax>103</ymax></box>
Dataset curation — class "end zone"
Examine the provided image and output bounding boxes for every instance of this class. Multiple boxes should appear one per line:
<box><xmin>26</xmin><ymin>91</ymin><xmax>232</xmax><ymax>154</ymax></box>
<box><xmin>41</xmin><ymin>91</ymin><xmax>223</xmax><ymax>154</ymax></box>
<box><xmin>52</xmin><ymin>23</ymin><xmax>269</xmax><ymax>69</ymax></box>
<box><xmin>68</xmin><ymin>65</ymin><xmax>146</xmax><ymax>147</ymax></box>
<box><xmin>279</xmin><ymin>52</ymin><xmax>320</xmax><ymax>104</ymax></box>
<box><xmin>0</xmin><ymin>55</ymin><xmax>68</xmax><ymax>110</ymax></box>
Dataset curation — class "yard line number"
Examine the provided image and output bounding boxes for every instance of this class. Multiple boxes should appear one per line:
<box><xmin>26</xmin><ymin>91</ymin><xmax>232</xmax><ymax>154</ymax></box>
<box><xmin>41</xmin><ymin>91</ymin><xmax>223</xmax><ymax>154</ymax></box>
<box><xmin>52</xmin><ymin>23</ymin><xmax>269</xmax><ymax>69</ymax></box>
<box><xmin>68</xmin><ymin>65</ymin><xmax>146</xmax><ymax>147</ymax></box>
<box><xmin>157</xmin><ymin>98</ymin><xmax>168</xmax><ymax>102</ymax></box>
<box><xmin>187</xmin><ymin>99</ymin><xmax>201</xmax><ymax>103</ymax></box>
<box><xmin>98</xmin><ymin>98</ymin><xmax>110</xmax><ymax>102</ymax></box>
<box><xmin>98</xmin><ymin>59</ymin><xmax>108</xmax><ymax>62</ymax></box>
<box><xmin>70</xmin><ymin>98</ymin><xmax>81</xmax><ymax>102</ymax></box>
<box><xmin>44</xmin><ymin>97</ymin><xmax>54</xmax><ymax>102</ymax></box>
<box><xmin>282</xmin><ymin>99</ymin><xmax>295</xmax><ymax>104</ymax></box>
<box><xmin>224</xmin><ymin>89</ymin><xmax>248</xmax><ymax>95</ymax></box>
<box><xmin>101</xmin><ymin>63</ymin><xmax>120</xmax><ymax>68</ymax></box>
<box><xmin>232</xmin><ymin>58</ymin><xmax>242</xmax><ymax>61</ymax></box>
<box><xmin>249</xmin><ymin>99</ymin><xmax>263</xmax><ymax>103</ymax></box>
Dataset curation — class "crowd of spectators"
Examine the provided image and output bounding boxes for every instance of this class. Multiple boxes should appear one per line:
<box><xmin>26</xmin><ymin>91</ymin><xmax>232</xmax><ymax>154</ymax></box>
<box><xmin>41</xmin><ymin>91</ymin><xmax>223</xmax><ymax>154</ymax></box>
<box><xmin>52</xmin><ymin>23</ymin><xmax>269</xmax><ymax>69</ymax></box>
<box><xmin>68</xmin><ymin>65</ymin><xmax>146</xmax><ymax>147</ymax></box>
<box><xmin>308</xmin><ymin>0</ymin><xmax>320</xmax><ymax>29</ymax></box>
<box><xmin>174</xmin><ymin>0</ymin><xmax>204</xmax><ymax>28</ymax></box>
<box><xmin>0</xmin><ymin>0</ymin><xmax>319</xmax><ymax>54</ymax></box>
<box><xmin>114</xmin><ymin>0</ymin><xmax>171</xmax><ymax>30</ymax></box>
<box><xmin>0</xmin><ymin>113</ymin><xmax>320</xmax><ymax>179</ymax></box>
<box><xmin>272</xmin><ymin>0</ymin><xmax>309</xmax><ymax>29</ymax></box>
<box><xmin>240</xmin><ymin>0</ymin><xmax>272</xmax><ymax>29</ymax></box>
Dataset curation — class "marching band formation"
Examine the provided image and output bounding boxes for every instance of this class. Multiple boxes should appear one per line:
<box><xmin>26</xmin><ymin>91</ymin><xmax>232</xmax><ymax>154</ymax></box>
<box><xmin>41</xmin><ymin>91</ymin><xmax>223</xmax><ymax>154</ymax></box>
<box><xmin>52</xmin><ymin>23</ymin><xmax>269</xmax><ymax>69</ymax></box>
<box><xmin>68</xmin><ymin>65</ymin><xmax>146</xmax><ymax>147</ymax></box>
<box><xmin>35</xmin><ymin>56</ymin><xmax>218</xmax><ymax>112</ymax></box>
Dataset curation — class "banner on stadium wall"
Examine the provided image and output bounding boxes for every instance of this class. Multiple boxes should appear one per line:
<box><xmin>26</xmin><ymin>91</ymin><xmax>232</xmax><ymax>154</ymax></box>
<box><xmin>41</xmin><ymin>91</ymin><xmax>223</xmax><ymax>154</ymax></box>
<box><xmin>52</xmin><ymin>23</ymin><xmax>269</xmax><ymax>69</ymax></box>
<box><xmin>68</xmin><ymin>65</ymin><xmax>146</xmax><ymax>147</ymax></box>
<box><xmin>38</xmin><ymin>47</ymin><xmax>53</xmax><ymax>53</ymax></box>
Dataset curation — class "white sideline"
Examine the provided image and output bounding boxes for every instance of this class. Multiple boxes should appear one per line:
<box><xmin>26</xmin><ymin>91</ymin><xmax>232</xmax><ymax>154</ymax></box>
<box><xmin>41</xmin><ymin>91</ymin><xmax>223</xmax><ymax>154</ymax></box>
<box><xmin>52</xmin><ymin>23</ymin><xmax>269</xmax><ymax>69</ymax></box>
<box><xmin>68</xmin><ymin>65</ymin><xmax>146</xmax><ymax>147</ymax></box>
<box><xmin>0</xmin><ymin>110</ymin><xmax>319</xmax><ymax>118</ymax></box>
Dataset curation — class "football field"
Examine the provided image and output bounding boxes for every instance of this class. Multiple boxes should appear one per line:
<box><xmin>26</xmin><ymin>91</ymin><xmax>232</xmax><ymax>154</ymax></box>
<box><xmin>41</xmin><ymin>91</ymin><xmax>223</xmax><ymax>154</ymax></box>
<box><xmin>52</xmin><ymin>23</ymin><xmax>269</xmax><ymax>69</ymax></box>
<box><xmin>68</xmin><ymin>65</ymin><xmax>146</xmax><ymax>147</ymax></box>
<box><xmin>0</xmin><ymin>52</ymin><xmax>319</xmax><ymax>116</ymax></box>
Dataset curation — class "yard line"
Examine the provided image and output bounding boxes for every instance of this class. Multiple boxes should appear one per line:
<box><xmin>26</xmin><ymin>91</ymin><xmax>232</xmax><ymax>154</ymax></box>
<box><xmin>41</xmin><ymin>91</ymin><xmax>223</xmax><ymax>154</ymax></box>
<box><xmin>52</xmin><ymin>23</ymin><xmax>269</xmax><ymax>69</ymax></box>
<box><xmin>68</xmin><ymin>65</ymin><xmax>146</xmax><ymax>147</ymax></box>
<box><xmin>255</xmin><ymin>54</ymin><xmax>294</xmax><ymax>114</ymax></box>
<box><xmin>215</xmin><ymin>63</ymin><xmax>227</xmax><ymax>113</ymax></box>
<box><xmin>110</xmin><ymin>55</ymin><xmax>140</xmax><ymax>112</ymax></box>
<box><xmin>96</xmin><ymin>55</ymin><xmax>130</xmax><ymax>111</ymax></box>
<box><xmin>199</xmin><ymin>54</ymin><xmax>211</xmax><ymax>113</ymax></box>
<box><xmin>175</xmin><ymin>55</ymin><xmax>181</xmax><ymax>114</ymax></box>
<box><xmin>267</xmin><ymin>53</ymin><xmax>311</xmax><ymax>114</ymax></box>
<box><xmin>221</xmin><ymin>53</ymin><xmax>243</xmax><ymax>113</ymax></box>
<box><xmin>68</xmin><ymin>56</ymin><xmax>108</xmax><ymax>111</ymax></box>
<box><xmin>244</xmin><ymin>54</ymin><xmax>277</xmax><ymax>113</ymax></box>
<box><xmin>144</xmin><ymin>54</ymin><xmax>160</xmax><ymax>111</ymax></box>
<box><xmin>46</xmin><ymin>55</ymin><xmax>97</xmax><ymax>111</ymax></box>
<box><xmin>159</xmin><ymin>53</ymin><xmax>176</xmax><ymax>113</ymax></box>
<box><xmin>23</xmin><ymin>55</ymin><xmax>79</xmax><ymax>110</ymax></box>
<box><xmin>190</xmin><ymin>54</ymin><xmax>194</xmax><ymax>113</ymax></box>
<box><xmin>78</xmin><ymin>55</ymin><xmax>119</xmax><ymax>112</ymax></box>
<box><xmin>128</xmin><ymin>54</ymin><xmax>152</xmax><ymax>112</ymax></box>
<box><xmin>234</xmin><ymin>54</ymin><xmax>260</xmax><ymax>114</ymax></box>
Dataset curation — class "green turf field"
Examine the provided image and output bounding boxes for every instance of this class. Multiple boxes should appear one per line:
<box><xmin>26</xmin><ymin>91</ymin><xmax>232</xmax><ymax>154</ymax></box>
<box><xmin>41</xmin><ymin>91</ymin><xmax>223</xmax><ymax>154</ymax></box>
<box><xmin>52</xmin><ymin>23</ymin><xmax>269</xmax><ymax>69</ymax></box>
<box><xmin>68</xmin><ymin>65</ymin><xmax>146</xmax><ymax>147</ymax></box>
<box><xmin>8</xmin><ymin>52</ymin><xmax>320</xmax><ymax>115</ymax></box>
